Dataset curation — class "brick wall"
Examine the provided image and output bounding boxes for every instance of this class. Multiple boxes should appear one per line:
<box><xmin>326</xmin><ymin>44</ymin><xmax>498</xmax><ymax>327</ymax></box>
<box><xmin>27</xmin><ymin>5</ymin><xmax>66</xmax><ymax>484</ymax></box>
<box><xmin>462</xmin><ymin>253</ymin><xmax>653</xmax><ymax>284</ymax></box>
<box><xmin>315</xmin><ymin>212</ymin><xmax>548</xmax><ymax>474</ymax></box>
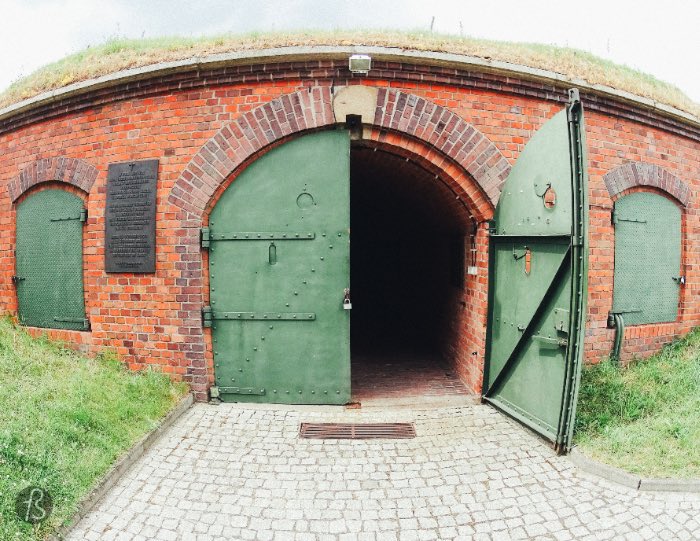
<box><xmin>0</xmin><ymin>59</ymin><xmax>698</xmax><ymax>399</ymax></box>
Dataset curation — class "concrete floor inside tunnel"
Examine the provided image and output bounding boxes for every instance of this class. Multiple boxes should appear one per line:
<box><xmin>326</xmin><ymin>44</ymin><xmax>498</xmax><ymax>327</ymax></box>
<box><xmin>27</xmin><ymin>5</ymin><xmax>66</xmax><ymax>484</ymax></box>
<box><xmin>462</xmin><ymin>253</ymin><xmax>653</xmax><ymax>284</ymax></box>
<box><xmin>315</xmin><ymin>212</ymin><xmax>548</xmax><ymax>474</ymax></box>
<box><xmin>348</xmin><ymin>146</ymin><xmax>474</xmax><ymax>405</ymax></box>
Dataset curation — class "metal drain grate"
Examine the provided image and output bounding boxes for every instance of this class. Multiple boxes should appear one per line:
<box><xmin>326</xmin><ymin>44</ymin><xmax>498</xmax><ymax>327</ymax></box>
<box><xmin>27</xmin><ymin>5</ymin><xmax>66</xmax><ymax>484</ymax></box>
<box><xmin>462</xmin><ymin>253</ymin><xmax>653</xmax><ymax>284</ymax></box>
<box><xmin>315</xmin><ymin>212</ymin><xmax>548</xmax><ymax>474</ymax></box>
<box><xmin>299</xmin><ymin>422</ymin><xmax>416</xmax><ymax>439</ymax></box>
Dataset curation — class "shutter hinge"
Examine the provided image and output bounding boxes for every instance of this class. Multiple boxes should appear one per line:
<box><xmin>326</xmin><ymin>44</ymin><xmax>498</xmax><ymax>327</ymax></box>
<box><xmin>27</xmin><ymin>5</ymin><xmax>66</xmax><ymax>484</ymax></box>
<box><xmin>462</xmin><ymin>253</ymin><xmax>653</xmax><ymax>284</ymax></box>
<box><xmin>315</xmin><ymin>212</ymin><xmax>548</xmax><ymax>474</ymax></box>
<box><xmin>80</xmin><ymin>208</ymin><xmax>88</xmax><ymax>223</ymax></box>
<box><xmin>202</xmin><ymin>306</ymin><xmax>212</xmax><ymax>327</ymax></box>
<box><xmin>201</xmin><ymin>227</ymin><xmax>210</xmax><ymax>249</ymax></box>
<box><xmin>53</xmin><ymin>317</ymin><xmax>90</xmax><ymax>331</ymax></box>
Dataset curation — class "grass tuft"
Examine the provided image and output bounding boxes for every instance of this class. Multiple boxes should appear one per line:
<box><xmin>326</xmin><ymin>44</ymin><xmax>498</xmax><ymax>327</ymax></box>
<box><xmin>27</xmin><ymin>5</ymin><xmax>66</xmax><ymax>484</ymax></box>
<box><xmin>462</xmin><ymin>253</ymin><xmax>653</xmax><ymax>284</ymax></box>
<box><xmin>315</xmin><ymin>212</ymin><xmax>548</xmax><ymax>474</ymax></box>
<box><xmin>0</xmin><ymin>29</ymin><xmax>698</xmax><ymax>117</ymax></box>
<box><xmin>0</xmin><ymin>316</ymin><xmax>188</xmax><ymax>540</ymax></box>
<box><xmin>574</xmin><ymin>328</ymin><xmax>700</xmax><ymax>478</ymax></box>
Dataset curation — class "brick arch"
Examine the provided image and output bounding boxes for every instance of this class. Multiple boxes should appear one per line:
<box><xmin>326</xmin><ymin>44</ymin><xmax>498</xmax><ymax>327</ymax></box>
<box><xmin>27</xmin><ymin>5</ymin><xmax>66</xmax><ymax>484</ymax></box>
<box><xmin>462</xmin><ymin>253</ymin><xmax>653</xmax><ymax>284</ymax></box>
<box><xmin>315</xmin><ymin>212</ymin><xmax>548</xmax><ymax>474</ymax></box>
<box><xmin>168</xmin><ymin>86</ymin><xmax>511</xmax><ymax>217</ymax></box>
<box><xmin>8</xmin><ymin>156</ymin><xmax>98</xmax><ymax>202</ymax></box>
<box><xmin>604</xmin><ymin>161</ymin><xmax>690</xmax><ymax>206</ymax></box>
<box><xmin>167</xmin><ymin>86</ymin><xmax>511</xmax><ymax>399</ymax></box>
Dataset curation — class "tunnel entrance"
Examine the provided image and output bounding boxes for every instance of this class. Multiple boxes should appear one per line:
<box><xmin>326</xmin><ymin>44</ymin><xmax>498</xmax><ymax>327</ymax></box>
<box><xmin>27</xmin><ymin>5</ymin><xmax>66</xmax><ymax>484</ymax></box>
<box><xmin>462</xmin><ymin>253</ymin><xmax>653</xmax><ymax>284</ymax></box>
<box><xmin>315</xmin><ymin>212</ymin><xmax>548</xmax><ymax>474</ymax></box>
<box><xmin>350</xmin><ymin>146</ymin><xmax>474</xmax><ymax>404</ymax></box>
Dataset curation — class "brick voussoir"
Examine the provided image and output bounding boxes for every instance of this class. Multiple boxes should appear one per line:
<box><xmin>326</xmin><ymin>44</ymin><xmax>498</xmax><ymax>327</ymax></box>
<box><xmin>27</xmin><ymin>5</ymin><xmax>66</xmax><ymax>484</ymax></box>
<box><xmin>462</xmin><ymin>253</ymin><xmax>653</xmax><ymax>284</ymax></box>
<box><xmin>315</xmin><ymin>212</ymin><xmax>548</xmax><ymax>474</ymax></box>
<box><xmin>604</xmin><ymin>161</ymin><xmax>690</xmax><ymax>206</ymax></box>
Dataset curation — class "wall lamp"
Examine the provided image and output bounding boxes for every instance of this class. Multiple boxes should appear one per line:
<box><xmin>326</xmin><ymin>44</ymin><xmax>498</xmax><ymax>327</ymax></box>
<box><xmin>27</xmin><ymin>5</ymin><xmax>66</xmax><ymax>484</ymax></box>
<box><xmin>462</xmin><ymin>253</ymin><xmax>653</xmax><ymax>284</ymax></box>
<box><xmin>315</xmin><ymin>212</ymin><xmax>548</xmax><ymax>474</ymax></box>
<box><xmin>349</xmin><ymin>54</ymin><xmax>372</xmax><ymax>75</ymax></box>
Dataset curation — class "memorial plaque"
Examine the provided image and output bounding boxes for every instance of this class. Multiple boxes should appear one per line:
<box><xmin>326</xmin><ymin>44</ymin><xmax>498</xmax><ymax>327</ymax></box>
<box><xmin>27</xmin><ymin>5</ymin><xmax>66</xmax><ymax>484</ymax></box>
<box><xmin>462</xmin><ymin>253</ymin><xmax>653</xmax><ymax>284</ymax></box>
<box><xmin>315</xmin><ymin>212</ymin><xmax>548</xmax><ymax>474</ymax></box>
<box><xmin>105</xmin><ymin>159</ymin><xmax>158</xmax><ymax>273</ymax></box>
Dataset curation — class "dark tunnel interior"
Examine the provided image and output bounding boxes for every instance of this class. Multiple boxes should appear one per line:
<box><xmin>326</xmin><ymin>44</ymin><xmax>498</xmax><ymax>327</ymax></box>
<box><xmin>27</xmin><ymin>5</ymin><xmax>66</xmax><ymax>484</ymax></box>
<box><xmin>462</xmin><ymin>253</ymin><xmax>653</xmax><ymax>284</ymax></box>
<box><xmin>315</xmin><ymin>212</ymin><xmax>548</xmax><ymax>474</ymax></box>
<box><xmin>350</xmin><ymin>146</ymin><xmax>469</xmax><ymax>359</ymax></box>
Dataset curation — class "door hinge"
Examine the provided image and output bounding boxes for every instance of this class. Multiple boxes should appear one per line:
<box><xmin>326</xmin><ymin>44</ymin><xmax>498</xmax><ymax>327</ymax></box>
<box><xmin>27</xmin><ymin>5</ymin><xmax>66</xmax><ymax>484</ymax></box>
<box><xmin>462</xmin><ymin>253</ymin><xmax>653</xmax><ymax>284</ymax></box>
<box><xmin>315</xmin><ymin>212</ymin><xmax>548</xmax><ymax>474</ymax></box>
<box><xmin>202</xmin><ymin>305</ymin><xmax>212</xmax><ymax>327</ymax></box>
<box><xmin>201</xmin><ymin>227</ymin><xmax>210</xmax><ymax>249</ymax></box>
<box><xmin>567</xmin><ymin>88</ymin><xmax>581</xmax><ymax>122</ymax></box>
<box><xmin>11</xmin><ymin>275</ymin><xmax>25</xmax><ymax>285</ymax></box>
<box><xmin>53</xmin><ymin>317</ymin><xmax>90</xmax><ymax>331</ymax></box>
<box><xmin>487</xmin><ymin>219</ymin><xmax>497</xmax><ymax>235</ymax></box>
<box><xmin>80</xmin><ymin>208</ymin><xmax>88</xmax><ymax>223</ymax></box>
<box><xmin>217</xmin><ymin>386</ymin><xmax>266</xmax><ymax>396</ymax></box>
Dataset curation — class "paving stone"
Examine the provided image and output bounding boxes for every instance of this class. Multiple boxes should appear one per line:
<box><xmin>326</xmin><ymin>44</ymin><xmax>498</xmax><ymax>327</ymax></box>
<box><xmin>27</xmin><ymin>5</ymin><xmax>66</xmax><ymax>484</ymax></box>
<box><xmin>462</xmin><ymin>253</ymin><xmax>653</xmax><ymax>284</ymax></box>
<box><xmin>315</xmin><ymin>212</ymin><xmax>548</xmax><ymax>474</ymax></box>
<box><xmin>66</xmin><ymin>402</ymin><xmax>700</xmax><ymax>540</ymax></box>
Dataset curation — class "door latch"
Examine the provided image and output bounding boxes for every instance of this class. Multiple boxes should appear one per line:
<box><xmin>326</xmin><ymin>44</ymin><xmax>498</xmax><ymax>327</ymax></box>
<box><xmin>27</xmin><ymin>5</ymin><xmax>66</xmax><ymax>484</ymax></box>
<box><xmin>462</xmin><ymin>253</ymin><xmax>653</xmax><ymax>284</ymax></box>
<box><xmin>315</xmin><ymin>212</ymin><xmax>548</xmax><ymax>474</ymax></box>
<box><xmin>343</xmin><ymin>288</ymin><xmax>352</xmax><ymax>310</ymax></box>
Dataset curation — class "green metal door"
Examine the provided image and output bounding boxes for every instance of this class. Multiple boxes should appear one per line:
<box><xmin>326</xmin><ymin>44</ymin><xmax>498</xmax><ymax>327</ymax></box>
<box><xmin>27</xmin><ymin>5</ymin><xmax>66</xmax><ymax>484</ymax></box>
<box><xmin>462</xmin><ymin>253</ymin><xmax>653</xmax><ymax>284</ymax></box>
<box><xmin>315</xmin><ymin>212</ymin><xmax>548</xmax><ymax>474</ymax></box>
<box><xmin>206</xmin><ymin>131</ymin><xmax>351</xmax><ymax>404</ymax></box>
<box><xmin>483</xmin><ymin>90</ymin><xmax>588</xmax><ymax>452</ymax></box>
<box><xmin>15</xmin><ymin>189</ymin><xmax>88</xmax><ymax>330</ymax></box>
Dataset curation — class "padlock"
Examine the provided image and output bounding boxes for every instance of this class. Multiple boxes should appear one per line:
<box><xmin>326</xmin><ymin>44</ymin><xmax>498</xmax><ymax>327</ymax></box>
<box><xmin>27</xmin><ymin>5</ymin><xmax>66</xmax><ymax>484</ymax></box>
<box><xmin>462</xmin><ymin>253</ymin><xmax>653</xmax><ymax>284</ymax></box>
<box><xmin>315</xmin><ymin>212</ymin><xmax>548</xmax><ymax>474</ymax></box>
<box><xmin>343</xmin><ymin>288</ymin><xmax>352</xmax><ymax>310</ymax></box>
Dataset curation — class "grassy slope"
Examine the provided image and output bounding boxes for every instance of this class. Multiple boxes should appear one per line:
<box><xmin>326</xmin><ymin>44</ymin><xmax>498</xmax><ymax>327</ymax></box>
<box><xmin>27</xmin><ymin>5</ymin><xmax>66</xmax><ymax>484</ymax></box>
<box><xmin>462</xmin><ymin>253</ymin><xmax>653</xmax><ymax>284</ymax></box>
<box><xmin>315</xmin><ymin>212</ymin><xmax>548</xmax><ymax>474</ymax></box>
<box><xmin>0</xmin><ymin>30</ymin><xmax>698</xmax><ymax>118</ymax></box>
<box><xmin>574</xmin><ymin>329</ymin><xmax>700</xmax><ymax>478</ymax></box>
<box><xmin>0</xmin><ymin>317</ymin><xmax>188</xmax><ymax>540</ymax></box>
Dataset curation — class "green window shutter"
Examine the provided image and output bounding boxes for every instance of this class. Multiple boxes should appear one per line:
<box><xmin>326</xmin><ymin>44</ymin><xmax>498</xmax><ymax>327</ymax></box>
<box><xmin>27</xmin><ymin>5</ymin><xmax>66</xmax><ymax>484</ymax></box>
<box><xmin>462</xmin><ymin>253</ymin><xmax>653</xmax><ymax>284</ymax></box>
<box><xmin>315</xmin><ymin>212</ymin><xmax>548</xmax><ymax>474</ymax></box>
<box><xmin>612</xmin><ymin>192</ymin><xmax>681</xmax><ymax>325</ymax></box>
<box><xmin>15</xmin><ymin>189</ymin><xmax>88</xmax><ymax>330</ymax></box>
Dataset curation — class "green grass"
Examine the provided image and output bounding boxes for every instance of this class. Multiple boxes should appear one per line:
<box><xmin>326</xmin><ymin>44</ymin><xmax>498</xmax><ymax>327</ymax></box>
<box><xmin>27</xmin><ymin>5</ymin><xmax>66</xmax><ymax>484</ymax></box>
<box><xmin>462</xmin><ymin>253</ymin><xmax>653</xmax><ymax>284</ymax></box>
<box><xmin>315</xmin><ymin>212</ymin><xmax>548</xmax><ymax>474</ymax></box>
<box><xmin>574</xmin><ymin>329</ymin><xmax>700</xmax><ymax>478</ymax></box>
<box><xmin>0</xmin><ymin>317</ymin><xmax>188</xmax><ymax>540</ymax></box>
<box><xmin>0</xmin><ymin>29</ymin><xmax>698</xmax><ymax>118</ymax></box>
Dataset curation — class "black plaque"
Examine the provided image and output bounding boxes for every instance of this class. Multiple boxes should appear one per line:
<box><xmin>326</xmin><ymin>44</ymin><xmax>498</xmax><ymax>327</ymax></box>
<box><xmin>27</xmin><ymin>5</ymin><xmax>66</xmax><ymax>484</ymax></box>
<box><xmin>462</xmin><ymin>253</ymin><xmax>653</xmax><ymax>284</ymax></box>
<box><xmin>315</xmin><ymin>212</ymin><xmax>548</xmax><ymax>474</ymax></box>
<box><xmin>105</xmin><ymin>159</ymin><xmax>158</xmax><ymax>273</ymax></box>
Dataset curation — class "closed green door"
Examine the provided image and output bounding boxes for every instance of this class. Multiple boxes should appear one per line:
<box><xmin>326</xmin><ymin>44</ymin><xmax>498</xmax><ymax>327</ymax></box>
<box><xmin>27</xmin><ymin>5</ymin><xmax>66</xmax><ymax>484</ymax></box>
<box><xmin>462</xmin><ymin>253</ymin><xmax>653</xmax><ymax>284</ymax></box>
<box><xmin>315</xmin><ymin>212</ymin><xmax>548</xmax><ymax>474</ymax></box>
<box><xmin>483</xmin><ymin>90</ymin><xmax>588</xmax><ymax>452</ymax></box>
<box><xmin>207</xmin><ymin>131</ymin><xmax>351</xmax><ymax>404</ymax></box>
<box><xmin>15</xmin><ymin>189</ymin><xmax>88</xmax><ymax>330</ymax></box>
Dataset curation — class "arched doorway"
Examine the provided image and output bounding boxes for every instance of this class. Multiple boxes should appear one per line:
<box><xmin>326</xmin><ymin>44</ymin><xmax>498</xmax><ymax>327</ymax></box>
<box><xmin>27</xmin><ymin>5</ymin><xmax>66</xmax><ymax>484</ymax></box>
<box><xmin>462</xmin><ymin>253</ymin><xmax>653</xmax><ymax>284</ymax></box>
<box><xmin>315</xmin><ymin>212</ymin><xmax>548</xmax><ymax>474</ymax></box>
<box><xmin>349</xmin><ymin>145</ymin><xmax>476</xmax><ymax>404</ymax></box>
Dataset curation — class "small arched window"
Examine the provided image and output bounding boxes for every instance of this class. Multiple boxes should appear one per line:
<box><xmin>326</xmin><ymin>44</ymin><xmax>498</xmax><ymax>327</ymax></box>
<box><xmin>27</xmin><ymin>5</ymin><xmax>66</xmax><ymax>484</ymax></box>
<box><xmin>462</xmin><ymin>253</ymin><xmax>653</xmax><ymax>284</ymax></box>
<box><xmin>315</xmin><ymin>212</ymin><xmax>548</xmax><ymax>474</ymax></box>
<box><xmin>612</xmin><ymin>192</ymin><xmax>682</xmax><ymax>325</ymax></box>
<box><xmin>15</xmin><ymin>189</ymin><xmax>88</xmax><ymax>330</ymax></box>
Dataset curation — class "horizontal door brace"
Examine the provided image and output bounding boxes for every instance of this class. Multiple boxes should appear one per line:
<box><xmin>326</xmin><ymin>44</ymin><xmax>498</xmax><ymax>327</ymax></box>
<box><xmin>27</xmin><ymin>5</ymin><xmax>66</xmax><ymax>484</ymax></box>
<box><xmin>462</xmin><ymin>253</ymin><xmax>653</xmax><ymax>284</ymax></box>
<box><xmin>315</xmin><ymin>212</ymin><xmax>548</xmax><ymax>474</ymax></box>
<box><xmin>211</xmin><ymin>232</ymin><xmax>316</xmax><ymax>241</ymax></box>
<box><xmin>210</xmin><ymin>311</ymin><xmax>316</xmax><ymax>321</ymax></box>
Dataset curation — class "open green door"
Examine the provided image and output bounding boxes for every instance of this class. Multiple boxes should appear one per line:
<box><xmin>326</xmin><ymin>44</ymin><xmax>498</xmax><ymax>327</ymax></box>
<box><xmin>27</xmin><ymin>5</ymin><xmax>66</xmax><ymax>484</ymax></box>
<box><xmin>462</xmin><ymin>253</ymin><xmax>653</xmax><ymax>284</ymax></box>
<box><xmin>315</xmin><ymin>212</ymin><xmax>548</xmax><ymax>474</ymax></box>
<box><xmin>483</xmin><ymin>89</ymin><xmax>588</xmax><ymax>452</ymax></box>
<box><xmin>205</xmin><ymin>131</ymin><xmax>351</xmax><ymax>404</ymax></box>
